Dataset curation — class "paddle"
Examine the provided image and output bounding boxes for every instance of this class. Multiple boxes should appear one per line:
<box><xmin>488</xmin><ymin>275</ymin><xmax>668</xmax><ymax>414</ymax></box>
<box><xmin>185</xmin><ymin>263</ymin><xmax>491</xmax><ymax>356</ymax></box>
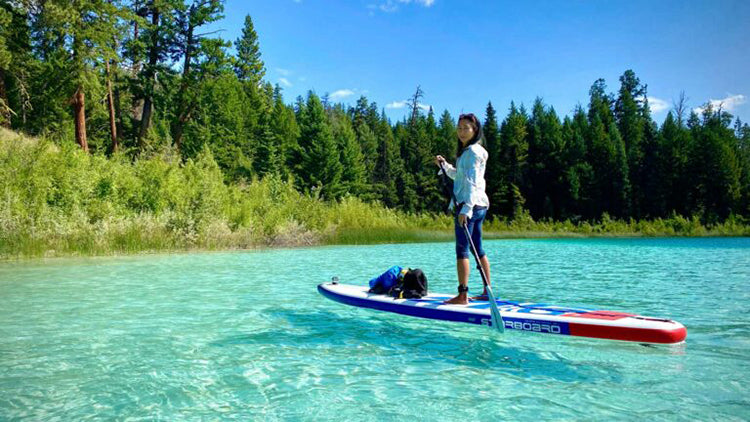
<box><xmin>438</xmin><ymin>161</ymin><xmax>505</xmax><ymax>333</ymax></box>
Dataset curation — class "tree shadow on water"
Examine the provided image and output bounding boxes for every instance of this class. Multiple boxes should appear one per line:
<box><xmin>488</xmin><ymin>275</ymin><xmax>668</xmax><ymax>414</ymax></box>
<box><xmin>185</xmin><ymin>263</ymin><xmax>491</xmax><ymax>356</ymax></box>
<box><xmin>212</xmin><ymin>308</ymin><xmax>625</xmax><ymax>384</ymax></box>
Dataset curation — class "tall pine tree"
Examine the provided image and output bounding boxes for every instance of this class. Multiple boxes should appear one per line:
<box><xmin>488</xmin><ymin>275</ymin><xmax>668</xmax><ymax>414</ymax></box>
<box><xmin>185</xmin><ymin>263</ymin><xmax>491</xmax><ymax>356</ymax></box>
<box><xmin>171</xmin><ymin>0</ymin><xmax>226</xmax><ymax>151</ymax></box>
<box><xmin>330</xmin><ymin>105</ymin><xmax>366</xmax><ymax>196</ymax></box>
<box><xmin>483</xmin><ymin>102</ymin><xmax>500</xmax><ymax>216</ymax></box>
<box><xmin>373</xmin><ymin>109</ymin><xmax>402</xmax><ymax>208</ymax></box>
<box><xmin>560</xmin><ymin>109</ymin><xmax>593</xmax><ymax>220</ymax></box>
<box><xmin>31</xmin><ymin>0</ymin><xmax>129</xmax><ymax>151</ymax></box>
<box><xmin>297</xmin><ymin>91</ymin><xmax>342</xmax><ymax>200</ymax></box>
<box><xmin>615</xmin><ymin>70</ymin><xmax>648</xmax><ymax>217</ymax></box>
<box><xmin>496</xmin><ymin>102</ymin><xmax>528</xmax><ymax>219</ymax></box>
<box><xmin>234</xmin><ymin>14</ymin><xmax>265</xmax><ymax>86</ymax></box>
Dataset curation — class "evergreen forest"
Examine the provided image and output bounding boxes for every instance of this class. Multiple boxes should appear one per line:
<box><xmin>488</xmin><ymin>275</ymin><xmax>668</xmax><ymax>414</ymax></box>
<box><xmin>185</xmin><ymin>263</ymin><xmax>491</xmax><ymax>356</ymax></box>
<box><xmin>1</xmin><ymin>1</ymin><xmax>749</xmax><ymax>257</ymax></box>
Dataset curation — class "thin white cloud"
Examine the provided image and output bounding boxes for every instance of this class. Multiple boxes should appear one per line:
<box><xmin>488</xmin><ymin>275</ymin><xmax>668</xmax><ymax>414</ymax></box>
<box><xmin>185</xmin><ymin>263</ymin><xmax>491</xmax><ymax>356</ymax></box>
<box><xmin>279</xmin><ymin>78</ymin><xmax>292</xmax><ymax>87</ymax></box>
<box><xmin>399</xmin><ymin>0</ymin><xmax>435</xmax><ymax>6</ymax></box>
<box><xmin>386</xmin><ymin>100</ymin><xmax>431</xmax><ymax>110</ymax></box>
<box><xmin>330</xmin><ymin>89</ymin><xmax>355</xmax><ymax>101</ymax></box>
<box><xmin>368</xmin><ymin>0</ymin><xmax>435</xmax><ymax>13</ymax></box>
<box><xmin>646</xmin><ymin>96</ymin><xmax>669</xmax><ymax>113</ymax></box>
<box><xmin>379</xmin><ymin>2</ymin><xmax>398</xmax><ymax>13</ymax></box>
<box><xmin>693</xmin><ymin>94</ymin><xmax>746</xmax><ymax>115</ymax></box>
<box><xmin>276</xmin><ymin>68</ymin><xmax>291</xmax><ymax>77</ymax></box>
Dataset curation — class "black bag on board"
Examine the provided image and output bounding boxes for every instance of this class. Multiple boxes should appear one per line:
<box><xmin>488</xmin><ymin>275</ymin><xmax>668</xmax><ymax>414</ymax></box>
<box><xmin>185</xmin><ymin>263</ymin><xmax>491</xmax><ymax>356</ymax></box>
<box><xmin>389</xmin><ymin>268</ymin><xmax>428</xmax><ymax>299</ymax></box>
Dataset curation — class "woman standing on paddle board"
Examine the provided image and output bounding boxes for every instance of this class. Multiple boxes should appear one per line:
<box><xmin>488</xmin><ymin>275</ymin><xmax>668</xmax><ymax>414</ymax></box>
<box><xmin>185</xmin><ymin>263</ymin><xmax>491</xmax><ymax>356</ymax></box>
<box><xmin>435</xmin><ymin>113</ymin><xmax>491</xmax><ymax>305</ymax></box>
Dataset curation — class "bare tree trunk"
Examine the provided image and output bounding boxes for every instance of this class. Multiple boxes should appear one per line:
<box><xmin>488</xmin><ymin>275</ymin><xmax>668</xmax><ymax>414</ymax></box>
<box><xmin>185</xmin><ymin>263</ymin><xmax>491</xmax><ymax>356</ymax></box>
<box><xmin>17</xmin><ymin>71</ymin><xmax>30</xmax><ymax>125</ymax></box>
<box><xmin>131</xmin><ymin>0</ymin><xmax>144</xmax><ymax>122</ymax></box>
<box><xmin>72</xmin><ymin>86</ymin><xmax>88</xmax><ymax>152</ymax></box>
<box><xmin>0</xmin><ymin>69</ymin><xmax>11</xmax><ymax>128</ymax></box>
<box><xmin>673</xmin><ymin>91</ymin><xmax>689</xmax><ymax>128</ymax></box>
<box><xmin>108</xmin><ymin>40</ymin><xmax>124</xmax><ymax>145</ymax></box>
<box><xmin>409</xmin><ymin>85</ymin><xmax>424</xmax><ymax>125</ymax></box>
<box><xmin>106</xmin><ymin>60</ymin><xmax>118</xmax><ymax>152</ymax></box>
<box><xmin>113</xmin><ymin>63</ymin><xmax>124</xmax><ymax>146</ymax></box>
<box><xmin>173</xmin><ymin>108</ymin><xmax>192</xmax><ymax>152</ymax></box>
<box><xmin>139</xmin><ymin>97</ymin><xmax>152</xmax><ymax>143</ymax></box>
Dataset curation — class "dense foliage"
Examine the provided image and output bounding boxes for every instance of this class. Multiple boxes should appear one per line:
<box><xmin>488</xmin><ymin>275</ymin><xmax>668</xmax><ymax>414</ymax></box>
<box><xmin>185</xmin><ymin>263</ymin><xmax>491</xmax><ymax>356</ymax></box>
<box><xmin>1</xmin><ymin>1</ymin><xmax>749</xmax><ymax>230</ymax></box>
<box><xmin>0</xmin><ymin>128</ymin><xmax>459</xmax><ymax>257</ymax></box>
<box><xmin>3</xmin><ymin>128</ymin><xmax>748</xmax><ymax>259</ymax></box>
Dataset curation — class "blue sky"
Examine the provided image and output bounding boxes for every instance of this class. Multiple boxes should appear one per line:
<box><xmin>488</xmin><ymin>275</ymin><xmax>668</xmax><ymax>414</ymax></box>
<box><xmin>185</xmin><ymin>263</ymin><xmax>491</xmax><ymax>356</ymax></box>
<box><xmin>207</xmin><ymin>0</ymin><xmax>750</xmax><ymax>125</ymax></box>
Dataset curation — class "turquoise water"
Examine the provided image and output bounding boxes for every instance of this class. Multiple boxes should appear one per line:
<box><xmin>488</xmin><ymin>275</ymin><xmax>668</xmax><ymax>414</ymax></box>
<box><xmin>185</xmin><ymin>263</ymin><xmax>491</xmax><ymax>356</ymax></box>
<box><xmin>1</xmin><ymin>238</ymin><xmax>749</xmax><ymax>420</ymax></box>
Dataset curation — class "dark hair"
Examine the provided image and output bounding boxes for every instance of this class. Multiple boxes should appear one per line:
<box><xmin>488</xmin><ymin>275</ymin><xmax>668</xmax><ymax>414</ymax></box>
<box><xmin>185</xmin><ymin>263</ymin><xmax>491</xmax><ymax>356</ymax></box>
<box><xmin>456</xmin><ymin>113</ymin><xmax>483</xmax><ymax>158</ymax></box>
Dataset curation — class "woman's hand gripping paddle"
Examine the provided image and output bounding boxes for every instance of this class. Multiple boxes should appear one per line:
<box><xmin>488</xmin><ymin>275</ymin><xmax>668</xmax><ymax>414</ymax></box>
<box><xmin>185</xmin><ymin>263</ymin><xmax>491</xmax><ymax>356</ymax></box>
<box><xmin>438</xmin><ymin>162</ymin><xmax>504</xmax><ymax>333</ymax></box>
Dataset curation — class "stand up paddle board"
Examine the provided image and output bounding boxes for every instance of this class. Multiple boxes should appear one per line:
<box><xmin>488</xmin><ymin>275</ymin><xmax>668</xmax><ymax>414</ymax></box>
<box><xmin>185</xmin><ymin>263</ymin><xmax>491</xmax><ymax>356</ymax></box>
<box><xmin>318</xmin><ymin>282</ymin><xmax>686</xmax><ymax>344</ymax></box>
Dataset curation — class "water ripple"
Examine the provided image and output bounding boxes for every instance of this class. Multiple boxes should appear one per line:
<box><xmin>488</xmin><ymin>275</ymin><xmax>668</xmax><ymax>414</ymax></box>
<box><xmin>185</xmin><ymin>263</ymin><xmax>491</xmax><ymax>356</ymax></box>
<box><xmin>1</xmin><ymin>239</ymin><xmax>749</xmax><ymax>420</ymax></box>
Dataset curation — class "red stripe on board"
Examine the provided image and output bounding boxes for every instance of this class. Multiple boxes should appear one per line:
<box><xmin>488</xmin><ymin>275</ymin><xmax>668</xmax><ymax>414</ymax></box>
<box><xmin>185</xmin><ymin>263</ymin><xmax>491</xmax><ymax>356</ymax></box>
<box><xmin>569</xmin><ymin>323</ymin><xmax>687</xmax><ymax>344</ymax></box>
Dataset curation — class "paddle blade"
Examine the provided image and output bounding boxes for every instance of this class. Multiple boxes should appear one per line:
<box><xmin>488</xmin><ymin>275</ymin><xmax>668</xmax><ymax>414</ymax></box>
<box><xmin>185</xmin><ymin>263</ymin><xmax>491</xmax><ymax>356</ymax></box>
<box><xmin>484</xmin><ymin>284</ymin><xmax>505</xmax><ymax>333</ymax></box>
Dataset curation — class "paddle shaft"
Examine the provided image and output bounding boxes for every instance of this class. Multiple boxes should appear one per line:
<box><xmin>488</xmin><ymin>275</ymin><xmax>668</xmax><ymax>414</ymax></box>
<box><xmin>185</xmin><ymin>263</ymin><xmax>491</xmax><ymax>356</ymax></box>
<box><xmin>438</xmin><ymin>162</ymin><xmax>504</xmax><ymax>332</ymax></box>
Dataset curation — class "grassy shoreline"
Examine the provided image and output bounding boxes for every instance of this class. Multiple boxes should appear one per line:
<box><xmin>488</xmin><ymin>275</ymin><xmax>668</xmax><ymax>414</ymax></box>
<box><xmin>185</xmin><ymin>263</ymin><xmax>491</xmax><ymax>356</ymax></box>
<box><xmin>1</xmin><ymin>128</ymin><xmax>748</xmax><ymax>260</ymax></box>
<box><xmin>3</xmin><ymin>223</ymin><xmax>748</xmax><ymax>261</ymax></box>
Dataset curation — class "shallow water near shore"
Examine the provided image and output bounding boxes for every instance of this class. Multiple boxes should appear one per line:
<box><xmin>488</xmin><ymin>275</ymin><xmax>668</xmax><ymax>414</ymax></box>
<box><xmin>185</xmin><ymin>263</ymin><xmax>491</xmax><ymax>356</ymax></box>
<box><xmin>1</xmin><ymin>238</ymin><xmax>749</xmax><ymax>420</ymax></box>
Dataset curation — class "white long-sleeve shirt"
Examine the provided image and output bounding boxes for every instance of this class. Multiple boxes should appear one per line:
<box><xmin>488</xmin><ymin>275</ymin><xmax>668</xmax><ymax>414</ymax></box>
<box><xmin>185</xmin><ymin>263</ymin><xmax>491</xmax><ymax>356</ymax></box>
<box><xmin>439</xmin><ymin>143</ymin><xmax>490</xmax><ymax>219</ymax></box>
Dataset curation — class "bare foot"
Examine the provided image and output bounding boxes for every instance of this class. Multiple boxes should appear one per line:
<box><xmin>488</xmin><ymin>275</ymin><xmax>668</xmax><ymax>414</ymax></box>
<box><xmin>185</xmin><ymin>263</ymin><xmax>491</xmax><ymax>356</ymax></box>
<box><xmin>443</xmin><ymin>294</ymin><xmax>469</xmax><ymax>305</ymax></box>
<box><xmin>470</xmin><ymin>293</ymin><xmax>488</xmax><ymax>301</ymax></box>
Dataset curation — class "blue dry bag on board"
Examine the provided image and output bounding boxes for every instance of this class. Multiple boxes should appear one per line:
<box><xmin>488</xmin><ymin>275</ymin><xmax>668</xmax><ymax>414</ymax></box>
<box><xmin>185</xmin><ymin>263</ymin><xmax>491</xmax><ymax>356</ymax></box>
<box><xmin>368</xmin><ymin>266</ymin><xmax>405</xmax><ymax>294</ymax></box>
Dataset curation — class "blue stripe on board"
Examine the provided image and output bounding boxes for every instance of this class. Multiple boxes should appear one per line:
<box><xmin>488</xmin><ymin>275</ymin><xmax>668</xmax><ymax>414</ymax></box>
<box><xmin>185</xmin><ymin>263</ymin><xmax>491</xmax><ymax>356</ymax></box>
<box><xmin>318</xmin><ymin>284</ymin><xmax>483</xmax><ymax>325</ymax></box>
<box><xmin>318</xmin><ymin>284</ymin><xmax>570</xmax><ymax>335</ymax></box>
